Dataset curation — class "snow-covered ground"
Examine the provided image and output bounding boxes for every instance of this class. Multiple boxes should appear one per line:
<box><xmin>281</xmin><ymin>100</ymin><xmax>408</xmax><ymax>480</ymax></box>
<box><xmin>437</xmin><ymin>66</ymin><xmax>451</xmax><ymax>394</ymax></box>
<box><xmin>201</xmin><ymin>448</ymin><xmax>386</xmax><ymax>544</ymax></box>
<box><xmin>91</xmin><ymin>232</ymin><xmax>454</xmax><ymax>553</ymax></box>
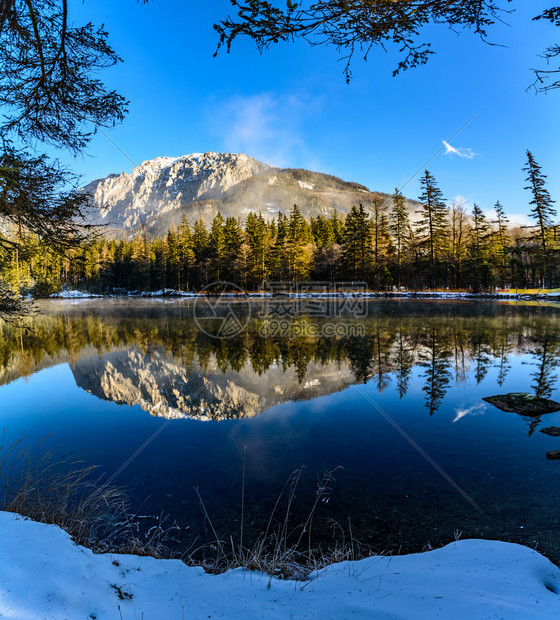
<box><xmin>1</xmin><ymin>512</ymin><xmax>559</xmax><ymax>619</ymax></box>
<box><xmin>50</xmin><ymin>290</ymin><xmax>103</xmax><ymax>299</ymax></box>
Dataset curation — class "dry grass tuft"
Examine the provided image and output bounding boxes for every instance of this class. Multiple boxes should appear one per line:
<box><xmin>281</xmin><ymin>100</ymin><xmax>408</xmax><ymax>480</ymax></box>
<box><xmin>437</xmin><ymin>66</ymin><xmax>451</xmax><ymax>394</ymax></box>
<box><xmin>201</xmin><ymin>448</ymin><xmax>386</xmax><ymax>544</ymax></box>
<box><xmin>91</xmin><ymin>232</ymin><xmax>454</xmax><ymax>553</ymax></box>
<box><xmin>0</xmin><ymin>432</ymin><xmax>173</xmax><ymax>558</ymax></box>
<box><xmin>186</xmin><ymin>466</ymin><xmax>365</xmax><ymax>580</ymax></box>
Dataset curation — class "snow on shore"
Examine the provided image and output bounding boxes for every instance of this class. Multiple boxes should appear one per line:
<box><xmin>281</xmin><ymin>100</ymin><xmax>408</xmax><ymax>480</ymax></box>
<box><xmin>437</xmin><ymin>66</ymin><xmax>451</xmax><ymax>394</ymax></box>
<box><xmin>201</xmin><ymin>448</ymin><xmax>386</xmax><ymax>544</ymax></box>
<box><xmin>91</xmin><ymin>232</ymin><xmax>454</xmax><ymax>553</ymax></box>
<box><xmin>50</xmin><ymin>290</ymin><xmax>102</xmax><ymax>299</ymax></box>
<box><xmin>47</xmin><ymin>289</ymin><xmax>560</xmax><ymax>301</ymax></box>
<box><xmin>0</xmin><ymin>512</ymin><xmax>559</xmax><ymax>619</ymax></box>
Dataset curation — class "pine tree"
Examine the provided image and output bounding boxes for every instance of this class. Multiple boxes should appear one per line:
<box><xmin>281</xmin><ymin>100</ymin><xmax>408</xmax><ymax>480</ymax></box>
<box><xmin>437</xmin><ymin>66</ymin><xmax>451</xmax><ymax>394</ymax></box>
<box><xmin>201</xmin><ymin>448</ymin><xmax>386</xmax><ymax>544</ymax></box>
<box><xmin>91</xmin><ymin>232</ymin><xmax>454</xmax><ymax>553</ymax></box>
<box><xmin>470</xmin><ymin>204</ymin><xmax>490</xmax><ymax>256</ymax></box>
<box><xmin>268</xmin><ymin>212</ymin><xmax>289</xmax><ymax>281</ymax></box>
<box><xmin>492</xmin><ymin>201</ymin><xmax>510</xmax><ymax>289</ymax></box>
<box><xmin>467</xmin><ymin>204</ymin><xmax>491</xmax><ymax>292</ymax></box>
<box><xmin>524</xmin><ymin>151</ymin><xmax>556</xmax><ymax>254</ymax></box>
<box><xmin>311</xmin><ymin>213</ymin><xmax>341</xmax><ymax>283</ymax></box>
<box><xmin>391</xmin><ymin>188</ymin><xmax>411</xmax><ymax>290</ymax></box>
<box><xmin>370</xmin><ymin>195</ymin><xmax>385</xmax><ymax>246</ymax></box>
<box><xmin>193</xmin><ymin>218</ymin><xmax>210</xmax><ymax>263</ymax></box>
<box><xmin>311</xmin><ymin>214</ymin><xmax>336</xmax><ymax>247</ymax></box>
<box><xmin>245</xmin><ymin>212</ymin><xmax>270</xmax><ymax>288</ymax></box>
<box><xmin>209</xmin><ymin>212</ymin><xmax>226</xmax><ymax>281</ymax></box>
<box><xmin>223</xmin><ymin>216</ymin><xmax>244</xmax><ymax>284</ymax></box>
<box><xmin>330</xmin><ymin>210</ymin><xmax>344</xmax><ymax>245</ymax></box>
<box><xmin>523</xmin><ymin>151</ymin><xmax>556</xmax><ymax>286</ymax></box>
<box><xmin>192</xmin><ymin>218</ymin><xmax>209</xmax><ymax>288</ymax></box>
<box><xmin>371</xmin><ymin>193</ymin><xmax>392</xmax><ymax>290</ymax></box>
<box><xmin>342</xmin><ymin>204</ymin><xmax>372</xmax><ymax>283</ymax></box>
<box><xmin>166</xmin><ymin>230</ymin><xmax>180</xmax><ymax>290</ymax></box>
<box><xmin>416</xmin><ymin>170</ymin><xmax>449</xmax><ymax>289</ymax></box>
<box><xmin>286</xmin><ymin>204</ymin><xmax>311</xmax><ymax>282</ymax></box>
<box><xmin>177</xmin><ymin>215</ymin><xmax>194</xmax><ymax>291</ymax></box>
<box><xmin>151</xmin><ymin>238</ymin><xmax>167</xmax><ymax>291</ymax></box>
<box><xmin>131</xmin><ymin>232</ymin><xmax>151</xmax><ymax>291</ymax></box>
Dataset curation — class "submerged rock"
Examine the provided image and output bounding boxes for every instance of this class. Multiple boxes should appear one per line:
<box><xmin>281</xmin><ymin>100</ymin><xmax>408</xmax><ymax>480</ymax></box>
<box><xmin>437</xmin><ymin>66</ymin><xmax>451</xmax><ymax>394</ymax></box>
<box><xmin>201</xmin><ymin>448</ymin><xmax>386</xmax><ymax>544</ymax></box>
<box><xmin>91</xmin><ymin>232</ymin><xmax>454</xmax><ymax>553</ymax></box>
<box><xmin>546</xmin><ymin>451</ymin><xmax>560</xmax><ymax>460</ymax></box>
<box><xmin>540</xmin><ymin>427</ymin><xmax>560</xmax><ymax>437</ymax></box>
<box><xmin>483</xmin><ymin>393</ymin><xmax>560</xmax><ymax>416</ymax></box>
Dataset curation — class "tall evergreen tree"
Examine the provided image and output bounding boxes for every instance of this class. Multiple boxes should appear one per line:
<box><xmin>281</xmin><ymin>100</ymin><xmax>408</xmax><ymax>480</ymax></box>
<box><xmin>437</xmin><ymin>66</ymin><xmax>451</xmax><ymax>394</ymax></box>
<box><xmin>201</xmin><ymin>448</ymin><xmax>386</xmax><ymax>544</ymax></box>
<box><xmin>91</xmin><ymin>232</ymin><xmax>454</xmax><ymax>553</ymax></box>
<box><xmin>311</xmin><ymin>214</ymin><xmax>335</xmax><ymax>247</ymax></box>
<box><xmin>177</xmin><ymin>216</ymin><xmax>194</xmax><ymax>291</ymax></box>
<box><xmin>245</xmin><ymin>212</ymin><xmax>270</xmax><ymax>288</ymax></box>
<box><xmin>416</xmin><ymin>170</ymin><xmax>449</xmax><ymax>289</ymax></box>
<box><xmin>330</xmin><ymin>210</ymin><xmax>344</xmax><ymax>245</ymax></box>
<box><xmin>268</xmin><ymin>212</ymin><xmax>288</xmax><ymax>281</ymax></box>
<box><xmin>209</xmin><ymin>212</ymin><xmax>226</xmax><ymax>281</ymax></box>
<box><xmin>342</xmin><ymin>204</ymin><xmax>372</xmax><ymax>283</ymax></box>
<box><xmin>286</xmin><ymin>204</ymin><xmax>311</xmax><ymax>282</ymax></box>
<box><xmin>470</xmin><ymin>204</ymin><xmax>490</xmax><ymax>255</ymax></box>
<box><xmin>223</xmin><ymin>216</ymin><xmax>245</xmax><ymax>283</ymax></box>
<box><xmin>524</xmin><ymin>151</ymin><xmax>557</xmax><ymax>254</ymax></box>
<box><xmin>192</xmin><ymin>218</ymin><xmax>210</xmax><ymax>289</ymax></box>
<box><xmin>523</xmin><ymin>151</ymin><xmax>556</xmax><ymax>286</ymax></box>
<box><xmin>311</xmin><ymin>213</ymin><xmax>342</xmax><ymax>284</ymax></box>
<box><xmin>151</xmin><ymin>238</ymin><xmax>167</xmax><ymax>291</ymax></box>
<box><xmin>492</xmin><ymin>201</ymin><xmax>510</xmax><ymax>289</ymax></box>
<box><xmin>131</xmin><ymin>230</ymin><xmax>151</xmax><ymax>291</ymax></box>
<box><xmin>370</xmin><ymin>193</ymin><xmax>392</xmax><ymax>290</ymax></box>
<box><xmin>467</xmin><ymin>204</ymin><xmax>491</xmax><ymax>292</ymax></box>
<box><xmin>391</xmin><ymin>188</ymin><xmax>411</xmax><ymax>290</ymax></box>
<box><xmin>166</xmin><ymin>230</ymin><xmax>180</xmax><ymax>290</ymax></box>
<box><xmin>192</xmin><ymin>218</ymin><xmax>209</xmax><ymax>260</ymax></box>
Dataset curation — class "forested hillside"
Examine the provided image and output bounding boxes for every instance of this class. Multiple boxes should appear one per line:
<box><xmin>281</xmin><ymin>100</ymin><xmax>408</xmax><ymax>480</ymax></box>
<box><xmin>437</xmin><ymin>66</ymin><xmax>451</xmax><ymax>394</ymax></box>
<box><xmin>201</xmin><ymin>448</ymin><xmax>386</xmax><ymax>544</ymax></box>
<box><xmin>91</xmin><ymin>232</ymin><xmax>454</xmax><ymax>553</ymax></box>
<box><xmin>1</xmin><ymin>156</ymin><xmax>557</xmax><ymax>294</ymax></box>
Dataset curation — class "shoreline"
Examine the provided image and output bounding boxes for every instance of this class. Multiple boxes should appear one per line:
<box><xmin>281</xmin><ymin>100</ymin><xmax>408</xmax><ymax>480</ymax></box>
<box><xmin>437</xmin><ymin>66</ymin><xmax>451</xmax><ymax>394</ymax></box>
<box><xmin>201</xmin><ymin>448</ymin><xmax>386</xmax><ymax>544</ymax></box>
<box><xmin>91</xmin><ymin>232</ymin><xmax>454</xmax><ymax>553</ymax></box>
<box><xmin>49</xmin><ymin>289</ymin><xmax>560</xmax><ymax>301</ymax></box>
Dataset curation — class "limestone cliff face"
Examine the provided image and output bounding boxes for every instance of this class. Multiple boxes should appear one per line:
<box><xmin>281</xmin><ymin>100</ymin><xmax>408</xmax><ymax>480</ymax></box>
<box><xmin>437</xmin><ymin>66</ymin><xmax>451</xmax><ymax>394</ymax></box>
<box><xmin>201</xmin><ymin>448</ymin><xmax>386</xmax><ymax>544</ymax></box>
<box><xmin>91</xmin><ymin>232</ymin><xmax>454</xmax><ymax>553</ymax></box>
<box><xmin>81</xmin><ymin>151</ymin><xmax>422</xmax><ymax>236</ymax></box>
<box><xmin>71</xmin><ymin>348</ymin><xmax>353</xmax><ymax>421</ymax></box>
<box><xmin>81</xmin><ymin>152</ymin><xmax>271</xmax><ymax>230</ymax></box>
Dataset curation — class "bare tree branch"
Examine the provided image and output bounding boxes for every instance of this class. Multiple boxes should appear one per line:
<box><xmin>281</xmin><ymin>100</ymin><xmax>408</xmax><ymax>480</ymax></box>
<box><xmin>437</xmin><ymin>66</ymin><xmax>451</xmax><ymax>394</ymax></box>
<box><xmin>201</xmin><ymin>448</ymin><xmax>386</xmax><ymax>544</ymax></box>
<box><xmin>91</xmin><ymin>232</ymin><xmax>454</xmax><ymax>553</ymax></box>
<box><xmin>0</xmin><ymin>0</ymin><xmax>127</xmax><ymax>151</ymax></box>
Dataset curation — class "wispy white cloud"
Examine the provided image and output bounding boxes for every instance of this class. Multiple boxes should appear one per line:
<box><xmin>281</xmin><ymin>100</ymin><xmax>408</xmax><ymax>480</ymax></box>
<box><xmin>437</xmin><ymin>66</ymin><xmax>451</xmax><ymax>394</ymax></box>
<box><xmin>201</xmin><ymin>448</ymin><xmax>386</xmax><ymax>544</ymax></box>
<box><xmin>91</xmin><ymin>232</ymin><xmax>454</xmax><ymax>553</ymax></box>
<box><xmin>449</xmin><ymin>195</ymin><xmax>470</xmax><ymax>208</ymax></box>
<box><xmin>442</xmin><ymin>140</ymin><xmax>476</xmax><ymax>160</ymax></box>
<box><xmin>507</xmin><ymin>213</ymin><xmax>534</xmax><ymax>228</ymax></box>
<box><xmin>209</xmin><ymin>93</ymin><xmax>321</xmax><ymax>168</ymax></box>
<box><xmin>453</xmin><ymin>403</ymin><xmax>487</xmax><ymax>423</ymax></box>
<box><xmin>482</xmin><ymin>208</ymin><xmax>533</xmax><ymax>228</ymax></box>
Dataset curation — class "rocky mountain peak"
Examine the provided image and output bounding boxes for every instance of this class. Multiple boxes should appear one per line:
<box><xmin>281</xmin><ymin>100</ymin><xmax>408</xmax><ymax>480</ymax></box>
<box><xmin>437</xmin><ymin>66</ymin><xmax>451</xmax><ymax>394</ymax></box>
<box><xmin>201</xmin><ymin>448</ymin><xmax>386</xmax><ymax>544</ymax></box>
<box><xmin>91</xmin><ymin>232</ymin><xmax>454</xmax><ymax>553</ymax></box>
<box><xmin>82</xmin><ymin>152</ymin><xmax>272</xmax><ymax>230</ymax></box>
<box><xmin>81</xmin><ymin>151</ymin><xmax>422</xmax><ymax>237</ymax></box>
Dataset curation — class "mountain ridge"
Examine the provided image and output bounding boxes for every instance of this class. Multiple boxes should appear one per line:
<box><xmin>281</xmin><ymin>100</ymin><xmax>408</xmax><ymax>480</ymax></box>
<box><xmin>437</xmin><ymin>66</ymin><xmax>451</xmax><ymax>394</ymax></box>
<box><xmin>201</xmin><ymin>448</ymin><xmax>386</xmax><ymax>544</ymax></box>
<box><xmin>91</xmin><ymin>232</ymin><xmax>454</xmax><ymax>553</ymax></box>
<box><xmin>82</xmin><ymin>151</ymin><xmax>421</xmax><ymax>236</ymax></box>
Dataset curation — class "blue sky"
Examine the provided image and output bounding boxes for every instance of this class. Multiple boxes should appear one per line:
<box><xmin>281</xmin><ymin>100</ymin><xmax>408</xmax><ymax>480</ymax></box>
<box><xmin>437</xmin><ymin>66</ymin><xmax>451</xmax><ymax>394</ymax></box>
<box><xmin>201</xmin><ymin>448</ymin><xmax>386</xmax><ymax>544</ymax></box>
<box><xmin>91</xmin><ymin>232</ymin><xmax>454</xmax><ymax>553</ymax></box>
<box><xmin>61</xmin><ymin>1</ymin><xmax>559</xmax><ymax>225</ymax></box>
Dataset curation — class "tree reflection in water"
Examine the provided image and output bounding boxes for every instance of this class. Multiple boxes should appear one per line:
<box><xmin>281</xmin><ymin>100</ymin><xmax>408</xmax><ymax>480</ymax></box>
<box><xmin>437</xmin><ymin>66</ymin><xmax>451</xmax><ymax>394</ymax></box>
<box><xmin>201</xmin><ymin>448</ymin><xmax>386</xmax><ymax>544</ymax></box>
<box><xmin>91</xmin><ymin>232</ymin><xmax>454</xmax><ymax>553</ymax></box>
<box><xmin>2</xmin><ymin>300</ymin><xmax>560</xmax><ymax>419</ymax></box>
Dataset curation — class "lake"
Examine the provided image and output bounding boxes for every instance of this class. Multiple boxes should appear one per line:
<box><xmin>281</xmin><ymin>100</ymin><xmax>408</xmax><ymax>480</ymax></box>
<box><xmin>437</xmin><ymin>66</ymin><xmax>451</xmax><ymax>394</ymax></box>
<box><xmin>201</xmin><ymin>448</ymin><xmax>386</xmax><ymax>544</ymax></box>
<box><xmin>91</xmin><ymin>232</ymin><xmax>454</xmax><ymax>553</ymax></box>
<box><xmin>1</xmin><ymin>298</ymin><xmax>560</xmax><ymax>563</ymax></box>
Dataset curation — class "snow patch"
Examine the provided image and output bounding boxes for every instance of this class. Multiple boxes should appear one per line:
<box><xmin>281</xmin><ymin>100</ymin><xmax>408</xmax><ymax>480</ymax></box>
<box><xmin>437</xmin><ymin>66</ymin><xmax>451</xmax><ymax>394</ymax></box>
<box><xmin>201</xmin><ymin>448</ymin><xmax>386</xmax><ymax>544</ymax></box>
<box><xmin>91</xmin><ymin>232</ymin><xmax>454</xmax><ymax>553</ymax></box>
<box><xmin>51</xmin><ymin>290</ymin><xmax>102</xmax><ymax>299</ymax></box>
<box><xmin>297</xmin><ymin>180</ymin><xmax>315</xmax><ymax>190</ymax></box>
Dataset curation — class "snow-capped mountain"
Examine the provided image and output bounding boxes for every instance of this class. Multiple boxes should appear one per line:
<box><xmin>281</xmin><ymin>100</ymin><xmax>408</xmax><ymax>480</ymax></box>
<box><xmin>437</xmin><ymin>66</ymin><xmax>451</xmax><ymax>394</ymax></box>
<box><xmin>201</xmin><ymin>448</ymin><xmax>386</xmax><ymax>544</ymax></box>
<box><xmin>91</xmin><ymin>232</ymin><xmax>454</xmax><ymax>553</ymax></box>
<box><xmin>82</xmin><ymin>151</ymin><xmax>421</xmax><ymax>236</ymax></box>
<box><xmin>82</xmin><ymin>152</ymin><xmax>271</xmax><ymax>231</ymax></box>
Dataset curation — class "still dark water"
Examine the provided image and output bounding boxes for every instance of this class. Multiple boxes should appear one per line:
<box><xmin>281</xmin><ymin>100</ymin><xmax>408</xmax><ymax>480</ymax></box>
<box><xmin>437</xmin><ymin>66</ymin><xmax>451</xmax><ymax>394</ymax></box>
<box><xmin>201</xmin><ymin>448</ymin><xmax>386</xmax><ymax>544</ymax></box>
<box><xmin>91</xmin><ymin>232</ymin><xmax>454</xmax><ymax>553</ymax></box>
<box><xmin>1</xmin><ymin>298</ymin><xmax>560</xmax><ymax>562</ymax></box>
